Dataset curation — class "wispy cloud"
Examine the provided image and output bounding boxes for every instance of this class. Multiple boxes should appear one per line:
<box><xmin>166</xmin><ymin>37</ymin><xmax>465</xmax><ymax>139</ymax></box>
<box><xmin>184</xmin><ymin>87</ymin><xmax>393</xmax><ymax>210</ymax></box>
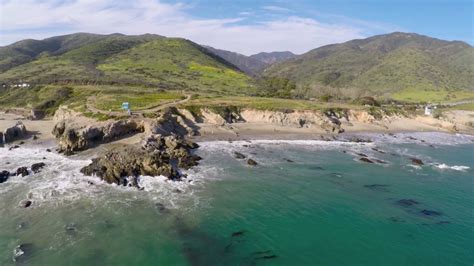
<box><xmin>262</xmin><ymin>5</ymin><xmax>291</xmax><ymax>13</ymax></box>
<box><xmin>0</xmin><ymin>0</ymin><xmax>397</xmax><ymax>55</ymax></box>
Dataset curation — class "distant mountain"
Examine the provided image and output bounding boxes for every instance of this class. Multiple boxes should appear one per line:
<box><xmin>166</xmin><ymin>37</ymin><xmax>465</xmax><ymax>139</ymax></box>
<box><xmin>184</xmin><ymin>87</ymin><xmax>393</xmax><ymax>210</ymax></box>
<box><xmin>204</xmin><ymin>47</ymin><xmax>297</xmax><ymax>76</ymax></box>
<box><xmin>264</xmin><ymin>32</ymin><xmax>474</xmax><ymax>96</ymax></box>
<box><xmin>204</xmin><ymin>46</ymin><xmax>267</xmax><ymax>76</ymax></box>
<box><xmin>249</xmin><ymin>51</ymin><xmax>297</xmax><ymax>65</ymax></box>
<box><xmin>0</xmin><ymin>33</ymin><xmax>254</xmax><ymax>94</ymax></box>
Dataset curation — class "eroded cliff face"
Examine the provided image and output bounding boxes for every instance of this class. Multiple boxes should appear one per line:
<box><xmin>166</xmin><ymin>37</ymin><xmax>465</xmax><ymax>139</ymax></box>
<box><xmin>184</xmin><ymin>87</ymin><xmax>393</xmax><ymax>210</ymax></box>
<box><xmin>52</xmin><ymin>107</ymin><xmax>197</xmax><ymax>154</ymax></box>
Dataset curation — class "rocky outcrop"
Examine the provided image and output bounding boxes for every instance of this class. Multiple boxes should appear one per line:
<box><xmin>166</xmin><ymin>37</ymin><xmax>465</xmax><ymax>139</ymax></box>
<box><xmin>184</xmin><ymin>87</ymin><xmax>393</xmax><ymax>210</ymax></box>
<box><xmin>0</xmin><ymin>170</ymin><xmax>9</xmax><ymax>183</ymax></box>
<box><xmin>31</xmin><ymin>162</ymin><xmax>46</xmax><ymax>173</ymax></box>
<box><xmin>53</xmin><ymin>119</ymin><xmax>145</xmax><ymax>154</ymax></box>
<box><xmin>29</xmin><ymin>109</ymin><xmax>45</xmax><ymax>120</ymax></box>
<box><xmin>146</xmin><ymin>108</ymin><xmax>198</xmax><ymax>136</ymax></box>
<box><xmin>80</xmin><ymin>135</ymin><xmax>201</xmax><ymax>186</ymax></box>
<box><xmin>3</xmin><ymin>121</ymin><xmax>27</xmax><ymax>143</ymax></box>
<box><xmin>16</xmin><ymin>167</ymin><xmax>29</xmax><ymax>177</ymax></box>
<box><xmin>52</xmin><ymin>107</ymin><xmax>197</xmax><ymax>154</ymax></box>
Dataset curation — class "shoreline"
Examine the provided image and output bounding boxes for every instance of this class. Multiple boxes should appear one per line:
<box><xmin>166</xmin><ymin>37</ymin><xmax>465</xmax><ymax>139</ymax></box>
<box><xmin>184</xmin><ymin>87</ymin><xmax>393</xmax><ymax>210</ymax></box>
<box><xmin>1</xmin><ymin>110</ymin><xmax>473</xmax><ymax>151</ymax></box>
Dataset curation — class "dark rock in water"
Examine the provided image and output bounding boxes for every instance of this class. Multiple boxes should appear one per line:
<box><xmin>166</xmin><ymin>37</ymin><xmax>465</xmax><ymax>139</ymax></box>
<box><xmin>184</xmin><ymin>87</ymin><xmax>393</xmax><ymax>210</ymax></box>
<box><xmin>359</xmin><ymin>157</ymin><xmax>374</xmax><ymax>164</ymax></box>
<box><xmin>22</xmin><ymin>200</ymin><xmax>32</xmax><ymax>208</ymax></box>
<box><xmin>420</xmin><ymin>209</ymin><xmax>442</xmax><ymax>216</ymax></box>
<box><xmin>284</xmin><ymin>158</ymin><xmax>294</xmax><ymax>163</ymax></box>
<box><xmin>436</xmin><ymin>221</ymin><xmax>451</xmax><ymax>225</ymax></box>
<box><xmin>4</xmin><ymin>121</ymin><xmax>27</xmax><ymax>143</ymax></box>
<box><xmin>350</xmin><ymin>137</ymin><xmax>372</xmax><ymax>143</ymax></box>
<box><xmin>0</xmin><ymin>170</ymin><xmax>10</xmax><ymax>183</ymax></box>
<box><xmin>32</xmin><ymin>135</ymin><xmax>39</xmax><ymax>140</ymax></box>
<box><xmin>233</xmin><ymin>151</ymin><xmax>246</xmax><ymax>159</ymax></box>
<box><xmin>31</xmin><ymin>162</ymin><xmax>46</xmax><ymax>173</ymax></box>
<box><xmin>46</xmin><ymin>148</ymin><xmax>52</xmax><ymax>152</ymax></box>
<box><xmin>410</xmin><ymin>158</ymin><xmax>424</xmax><ymax>166</ymax></box>
<box><xmin>65</xmin><ymin>223</ymin><xmax>78</xmax><ymax>235</ymax></box>
<box><xmin>356</xmin><ymin>153</ymin><xmax>368</xmax><ymax>157</ymax></box>
<box><xmin>256</xmin><ymin>254</ymin><xmax>278</xmax><ymax>260</ymax></box>
<box><xmin>309</xmin><ymin>166</ymin><xmax>324</xmax><ymax>170</ymax></box>
<box><xmin>173</xmin><ymin>189</ymin><xmax>183</xmax><ymax>194</ymax></box>
<box><xmin>397</xmin><ymin>199</ymin><xmax>419</xmax><ymax>207</ymax></box>
<box><xmin>364</xmin><ymin>184</ymin><xmax>390</xmax><ymax>192</ymax></box>
<box><xmin>231</xmin><ymin>231</ymin><xmax>246</xmax><ymax>237</ymax></box>
<box><xmin>374</xmin><ymin>159</ymin><xmax>388</xmax><ymax>164</ymax></box>
<box><xmin>12</xmin><ymin>243</ymin><xmax>33</xmax><ymax>262</ymax></box>
<box><xmin>178</xmin><ymin>154</ymin><xmax>202</xmax><ymax>170</ymax></box>
<box><xmin>16</xmin><ymin>167</ymin><xmax>29</xmax><ymax>177</ymax></box>
<box><xmin>372</xmin><ymin>148</ymin><xmax>386</xmax><ymax>154</ymax></box>
<box><xmin>247</xmin><ymin>159</ymin><xmax>258</xmax><ymax>166</ymax></box>
<box><xmin>9</xmin><ymin>145</ymin><xmax>20</xmax><ymax>150</ymax></box>
<box><xmin>81</xmin><ymin>135</ymin><xmax>199</xmax><ymax>185</ymax></box>
<box><xmin>19</xmin><ymin>141</ymin><xmax>25</xmax><ymax>145</ymax></box>
<box><xmin>155</xmin><ymin>203</ymin><xmax>169</xmax><ymax>213</ymax></box>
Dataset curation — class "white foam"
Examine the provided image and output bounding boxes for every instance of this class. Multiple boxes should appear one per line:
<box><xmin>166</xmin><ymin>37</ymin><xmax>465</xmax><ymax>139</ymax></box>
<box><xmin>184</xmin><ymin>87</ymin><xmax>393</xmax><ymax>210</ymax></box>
<box><xmin>0</xmin><ymin>146</ymin><xmax>208</xmax><ymax>209</ymax></box>
<box><xmin>433</xmin><ymin>163</ymin><xmax>470</xmax><ymax>172</ymax></box>
<box><xmin>356</xmin><ymin>132</ymin><xmax>474</xmax><ymax>146</ymax></box>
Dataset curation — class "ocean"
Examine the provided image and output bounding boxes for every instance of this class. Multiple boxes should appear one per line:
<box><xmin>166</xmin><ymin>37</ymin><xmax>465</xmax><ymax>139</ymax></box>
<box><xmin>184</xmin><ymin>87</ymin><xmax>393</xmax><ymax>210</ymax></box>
<box><xmin>0</xmin><ymin>132</ymin><xmax>473</xmax><ymax>265</ymax></box>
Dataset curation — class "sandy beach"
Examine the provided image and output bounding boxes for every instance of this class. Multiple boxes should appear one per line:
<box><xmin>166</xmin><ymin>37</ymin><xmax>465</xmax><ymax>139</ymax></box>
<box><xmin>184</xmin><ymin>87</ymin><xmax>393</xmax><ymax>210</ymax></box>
<box><xmin>1</xmin><ymin>110</ymin><xmax>472</xmax><ymax>148</ymax></box>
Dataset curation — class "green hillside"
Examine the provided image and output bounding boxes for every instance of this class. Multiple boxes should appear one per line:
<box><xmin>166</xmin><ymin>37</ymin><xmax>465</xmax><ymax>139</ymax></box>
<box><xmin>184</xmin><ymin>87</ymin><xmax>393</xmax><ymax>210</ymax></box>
<box><xmin>0</xmin><ymin>34</ymin><xmax>254</xmax><ymax>95</ymax></box>
<box><xmin>264</xmin><ymin>32</ymin><xmax>474</xmax><ymax>101</ymax></box>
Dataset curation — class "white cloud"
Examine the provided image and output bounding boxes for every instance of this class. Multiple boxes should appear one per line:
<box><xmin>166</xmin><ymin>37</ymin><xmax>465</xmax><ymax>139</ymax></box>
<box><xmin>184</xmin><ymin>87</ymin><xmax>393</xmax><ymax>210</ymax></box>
<box><xmin>0</xmin><ymin>0</ymin><xmax>394</xmax><ymax>55</ymax></box>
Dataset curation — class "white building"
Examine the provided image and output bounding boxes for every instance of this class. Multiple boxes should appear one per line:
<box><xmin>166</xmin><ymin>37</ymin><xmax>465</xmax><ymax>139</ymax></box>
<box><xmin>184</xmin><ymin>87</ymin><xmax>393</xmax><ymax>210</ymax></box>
<box><xmin>424</xmin><ymin>105</ymin><xmax>436</xmax><ymax>116</ymax></box>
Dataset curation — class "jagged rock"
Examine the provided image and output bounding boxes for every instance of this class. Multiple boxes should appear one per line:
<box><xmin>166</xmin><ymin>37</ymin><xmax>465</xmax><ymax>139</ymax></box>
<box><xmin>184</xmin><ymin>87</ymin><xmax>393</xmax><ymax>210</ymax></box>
<box><xmin>350</xmin><ymin>137</ymin><xmax>372</xmax><ymax>143</ymax></box>
<box><xmin>247</xmin><ymin>159</ymin><xmax>258</xmax><ymax>166</ymax></box>
<box><xmin>234</xmin><ymin>151</ymin><xmax>247</xmax><ymax>159</ymax></box>
<box><xmin>81</xmin><ymin>135</ymin><xmax>200</xmax><ymax>186</ymax></box>
<box><xmin>31</xmin><ymin>162</ymin><xmax>46</xmax><ymax>173</ymax></box>
<box><xmin>16</xmin><ymin>167</ymin><xmax>29</xmax><ymax>177</ymax></box>
<box><xmin>359</xmin><ymin>157</ymin><xmax>374</xmax><ymax>163</ymax></box>
<box><xmin>3</xmin><ymin>121</ymin><xmax>27</xmax><ymax>143</ymax></box>
<box><xmin>0</xmin><ymin>132</ymin><xmax>3</xmax><ymax>144</ymax></box>
<box><xmin>53</xmin><ymin>119</ymin><xmax>144</xmax><ymax>154</ymax></box>
<box><xmin>22</xmin><ymin>200</ymin><xmax>32</xmax><ymax>208</ymax></box>
<box><xmin>178</xmin><ymin>154</ymin><xmax>202</xmax><ymax>170</ymax></box>
<box><xmin>0</xmin><ymin>170</ymin><xmax>10</xmax><ymax>183</ymax></box>
<box><xmin>12</xmin><ymin>243</ymin><xmax>33</xmax><ymax>262</ymax></box>
<box><xmin>410</xmin><ymin>158</ymin><xmax>424</xmax><ymax>166</ymax></box>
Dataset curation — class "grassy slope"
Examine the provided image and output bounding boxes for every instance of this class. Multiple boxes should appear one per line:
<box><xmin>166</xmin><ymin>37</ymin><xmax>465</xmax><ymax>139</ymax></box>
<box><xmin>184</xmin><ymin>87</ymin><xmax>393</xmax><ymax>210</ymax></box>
<box><xmin>0</xmin><ymin>36</ymin><xmax>254</xmax><ymax>95</ymax></box>
<box><xmin>97</xmin><ymin>38</ymin><xmax>254</xmax><ymax>94</ymax></box>
<box><xmin>264</xmin><ymin>32</ymin><xmax>474</xmax><ymax>101</ymax></box>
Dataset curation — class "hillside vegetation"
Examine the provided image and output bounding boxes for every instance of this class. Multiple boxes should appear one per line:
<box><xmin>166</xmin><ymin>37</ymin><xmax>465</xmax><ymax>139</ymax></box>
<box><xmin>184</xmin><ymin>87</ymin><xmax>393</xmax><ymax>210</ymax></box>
<box><xmin>0</xmin><ymin>33</ymin><xmax>255</xmax><ymax>95</ymax></box>
<box><xmin>265</xmin><ymin>32</ymin><xmax>474</xmax><ymax>101</ymax></box>
<box><xmin>0</xmin><ymin>32</ymin><xmax>473</xmax><ymax>110</ymax></box>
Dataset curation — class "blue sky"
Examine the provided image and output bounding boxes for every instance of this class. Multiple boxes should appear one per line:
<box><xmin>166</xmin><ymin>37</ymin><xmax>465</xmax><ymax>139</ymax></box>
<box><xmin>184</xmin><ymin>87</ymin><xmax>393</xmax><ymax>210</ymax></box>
<box><xmin>0</xmin><ymin>0</ymin><xmax>472</xmax><ymax>54</ymax></box>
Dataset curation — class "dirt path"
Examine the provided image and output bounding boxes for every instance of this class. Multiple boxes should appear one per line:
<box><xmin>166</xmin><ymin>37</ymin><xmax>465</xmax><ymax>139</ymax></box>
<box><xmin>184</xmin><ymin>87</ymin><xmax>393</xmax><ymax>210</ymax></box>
<box><xmin>86</xmin><ymin>93</ymin><xmax>192</xmax><ymax>116</ymax></box>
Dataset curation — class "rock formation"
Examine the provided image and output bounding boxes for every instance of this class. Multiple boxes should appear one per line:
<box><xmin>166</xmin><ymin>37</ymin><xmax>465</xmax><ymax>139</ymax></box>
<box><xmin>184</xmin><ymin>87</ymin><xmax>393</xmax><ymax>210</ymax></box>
<box><xmin>80</xmin><ymin>135</ymin><xmax>201</xmax><ymax>186</ymax></box>
<box><xmin>3</xmin><ymin>121</ymin><xmax>27</xmax><ymax>143</ymax></box>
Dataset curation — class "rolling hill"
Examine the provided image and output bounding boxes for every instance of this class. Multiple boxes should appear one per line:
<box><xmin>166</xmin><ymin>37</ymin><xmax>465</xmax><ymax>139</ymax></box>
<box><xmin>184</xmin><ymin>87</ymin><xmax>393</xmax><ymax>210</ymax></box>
<box><xmin>0</xmin><ymin>33</ymin><xmax>255</xmax><ymax>95</ymax></box>
<box><xmin>264</xmin><ymin>32</ymin><xmax>474</xmax><ymax>100</ymax></box>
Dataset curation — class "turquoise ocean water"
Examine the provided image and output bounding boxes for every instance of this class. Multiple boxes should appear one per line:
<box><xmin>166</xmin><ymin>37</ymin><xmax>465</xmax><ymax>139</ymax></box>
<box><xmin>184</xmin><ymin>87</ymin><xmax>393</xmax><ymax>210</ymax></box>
<box><xmin>0</xmin><ymin>132</ymin><xmax>473</xmax><ymax>265</ymax></box>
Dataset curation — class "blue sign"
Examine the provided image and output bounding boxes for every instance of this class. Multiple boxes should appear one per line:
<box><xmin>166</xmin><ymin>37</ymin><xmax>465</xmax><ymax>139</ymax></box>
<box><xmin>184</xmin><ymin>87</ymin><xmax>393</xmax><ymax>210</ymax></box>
<box><xmin>121</xmin><ymin>102</ymin><xmax>130</xmax><ymax>110</ymax></box>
